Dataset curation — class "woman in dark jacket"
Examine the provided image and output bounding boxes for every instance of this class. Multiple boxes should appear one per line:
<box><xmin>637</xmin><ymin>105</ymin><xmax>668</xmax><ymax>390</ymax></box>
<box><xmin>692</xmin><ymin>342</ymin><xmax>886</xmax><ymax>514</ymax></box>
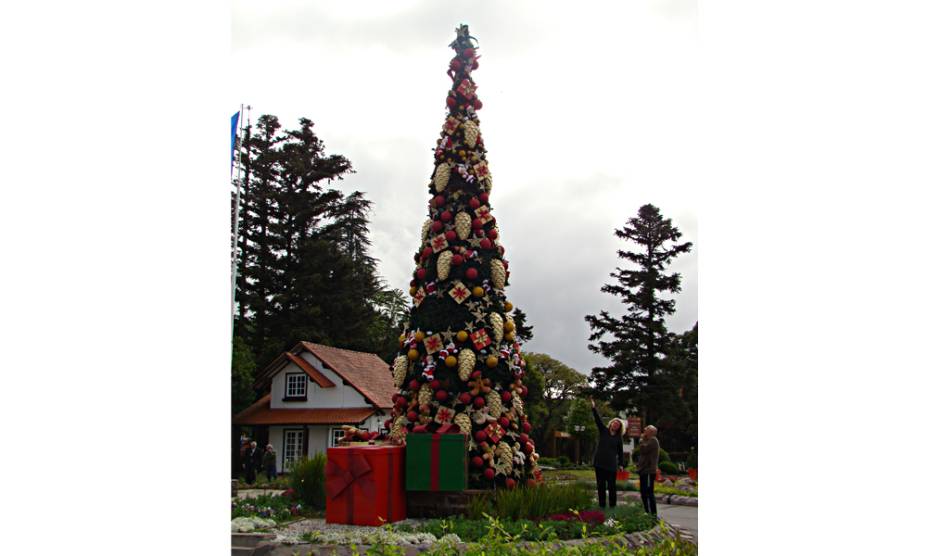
<box><xmin>590</xmin><ymin>398</ymin><xmax>626</xmax><ymax>508</ymax></box>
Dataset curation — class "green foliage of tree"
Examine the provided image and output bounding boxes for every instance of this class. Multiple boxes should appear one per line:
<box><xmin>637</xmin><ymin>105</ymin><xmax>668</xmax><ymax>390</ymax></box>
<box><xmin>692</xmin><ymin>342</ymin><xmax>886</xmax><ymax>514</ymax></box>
<box><xmin>565</xmin><ymin>398</ymin><xmax>616</xmax><ymax>462</ymax></box>
<box><xmin>585</xmin><ymin>204</ymin><xmax>692</xmax><ymax>430</ymax></box>
<box><xmin>658</xmin><ymin>322</ymin><xmax>698</xmax><ymax>452</ymax></box>
<box><xmin>232</xmin><ymin>335</ymin><xmax>257</xmax><ymax>415</ymax></box>
<box><xmin>522</xmin><ymin>353</ymin><xmax>587</xmax><ymax>449</ymax></box>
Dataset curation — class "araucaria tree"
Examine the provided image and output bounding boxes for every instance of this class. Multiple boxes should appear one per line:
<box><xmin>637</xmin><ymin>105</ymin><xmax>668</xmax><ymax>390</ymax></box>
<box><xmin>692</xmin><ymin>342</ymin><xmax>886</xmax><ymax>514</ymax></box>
<box><xmin>586</xmin><ymin>204</ymin><xmax>692</xmax><ymax>428</ymax></box>
<box><xmin>387</xmin><ymin>26</ymin><xmax>542</xmax><ymax>489</ymax></box>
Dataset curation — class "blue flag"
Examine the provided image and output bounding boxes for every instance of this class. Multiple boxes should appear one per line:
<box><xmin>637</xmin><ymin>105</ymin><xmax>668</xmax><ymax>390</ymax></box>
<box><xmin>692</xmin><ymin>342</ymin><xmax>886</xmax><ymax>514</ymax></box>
<box><xmin>231</xmin><ymin>111</ymin><xmax>241</xmax><ymax>176</ymax></box>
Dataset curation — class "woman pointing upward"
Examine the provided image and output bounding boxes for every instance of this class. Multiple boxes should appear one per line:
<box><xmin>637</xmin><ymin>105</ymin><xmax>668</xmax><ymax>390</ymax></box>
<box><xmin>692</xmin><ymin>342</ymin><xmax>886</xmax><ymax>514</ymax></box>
<box><xmin>590</xmin><ymin>397</ymin><xmax>626</xmax><ymax>508</ymax></box>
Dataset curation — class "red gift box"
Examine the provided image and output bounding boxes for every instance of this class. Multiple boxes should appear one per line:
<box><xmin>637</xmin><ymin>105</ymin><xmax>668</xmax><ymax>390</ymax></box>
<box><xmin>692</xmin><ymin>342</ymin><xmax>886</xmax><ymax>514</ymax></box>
<box><xmin>325</xmin><ymin>444</ymin><xmax>406</xmax><ymax>526</ymax></box>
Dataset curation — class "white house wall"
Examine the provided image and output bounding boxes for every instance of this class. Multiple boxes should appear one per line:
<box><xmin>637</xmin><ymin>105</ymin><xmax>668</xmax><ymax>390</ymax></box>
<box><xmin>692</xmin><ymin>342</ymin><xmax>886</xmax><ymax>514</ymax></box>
<box><xmin>269</xmin><ymin>351</ymin><xmax>370</xmax><ymax>409</ymax></box>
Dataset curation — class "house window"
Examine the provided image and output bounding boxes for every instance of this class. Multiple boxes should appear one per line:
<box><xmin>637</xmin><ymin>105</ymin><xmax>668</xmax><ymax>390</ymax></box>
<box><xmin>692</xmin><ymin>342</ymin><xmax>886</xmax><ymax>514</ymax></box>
<box><xmin>283</xmin><ymin>429</ymin><xmax>303</xmax><ymax>471</ymax></box>
<box><xmin>330</xmin><ymin>428</ymin><xmax>346</xmax><ymax>447</ymax></box>
<box><xmin>285</xmin><ymin>373</ymin><xmax>307</xmax><ymax>400</ymax></box>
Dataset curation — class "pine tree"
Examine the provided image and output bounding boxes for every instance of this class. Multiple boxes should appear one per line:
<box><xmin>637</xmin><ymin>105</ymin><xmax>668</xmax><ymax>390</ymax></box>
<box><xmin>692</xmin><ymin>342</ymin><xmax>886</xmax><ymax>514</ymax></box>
<box><xmin>658</xmin><ymin>322</ymin><xmax>698</xmax><ymax>452</ymax></box>
<box><xmin>386</xmin><ymin>25</ymin><xmax>542</xmax><ymax>489</ymax></box>
<box><xmin>585</xmin><ymin>204</ymin><xmax>692</xmax><ymax>427</ymax></box>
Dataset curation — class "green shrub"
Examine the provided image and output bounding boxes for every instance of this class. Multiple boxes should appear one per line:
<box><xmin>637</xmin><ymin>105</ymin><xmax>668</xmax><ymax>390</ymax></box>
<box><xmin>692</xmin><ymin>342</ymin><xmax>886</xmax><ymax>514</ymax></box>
<box><xmin>614</xmin><ymin>480</ymin><xmax>636</xmax><ymax>492</ymax></box>
<box><xmin>686</xmin><ymin>449</ymin><xmax>697</xmax><ymax>469</ymax></box>
<box><xmin>288</xmin><ymin>453</ymin><xmax>326</xmax><ymax>509</ymax></box>
<box><xmin>465</xmin><ymin>483</ymin><xmax>593</xmax><ymax>521</ymax></box>
<box><xmin>557</xmin><ymin>456</ymin><xmax>570</xmax><ymax>467</ymax></box>
<box><xmin>232</xmin><ymin>492</ymin><xmax>302</xmax><ymax>522</ymax></box>
<box><xmin>658</xmin><ymin>461</ymin><xmax>680</xmax><ymax>474</ymax></box>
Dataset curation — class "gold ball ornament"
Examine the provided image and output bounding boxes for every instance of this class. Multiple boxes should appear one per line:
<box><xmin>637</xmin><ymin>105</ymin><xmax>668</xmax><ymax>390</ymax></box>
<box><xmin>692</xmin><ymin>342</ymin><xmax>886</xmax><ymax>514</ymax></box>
<box><xmin>486</xmin><ymin>355</ymin><xmax>499</xmax><ymax>368</ymax></box>
<box><xmin>409</xmin><ymin>286</ymin><xmax>418</xmax><ymax>296</ymax></box>
<box><xmin>504</xmin><ymin>331</ymin><xmax>516</xmax><ymax>342</ymax></box>
<box><xmin>456</xmin><ymin>330</ymin><xmax>469</xmax><ymax>342</ymax></box>
<box><xmin>415</xmin><ymin>331</ymin><xmax>425</xmax><ymax>342</ymax></box>
<box><xmin>408</xmin><ymin>349</ymin><xmax>420</xmax><ymax>361</ymax></box>
<box><xmin>472</xmin><ymin>286</ymin><xmax>484</xmax><ymax>297</ymax></box>
<box><xmin>445</xmin><ymin>355</ymin><xmax>458</xmax><ymax>368</ymax></box>
<box><xmin>504</xmin><ymin>321</ymin><xmax>515</xmax><ymax>332</ymax></box>
<box><xmin>504</xmin><ymin>301</ymin><xmax>513</xmax><ymax>312</ymax></box>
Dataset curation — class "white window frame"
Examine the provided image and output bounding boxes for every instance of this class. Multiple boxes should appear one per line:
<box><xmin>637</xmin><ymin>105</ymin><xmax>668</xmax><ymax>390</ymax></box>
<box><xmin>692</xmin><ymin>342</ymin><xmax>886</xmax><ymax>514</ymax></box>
<box><xmin>285</xmin><ymin>373</ymin><xmax>307</xmax><ymax>399</ymax></box>
<box><xmin>283</xmin><ymin>429</ymin><xmax>303</xmax><ymax>471</ymax></box>
<box><xmin>330</xmin><ymin>428</ymin><xmax>346</xmax><ymax>447</ymax></box>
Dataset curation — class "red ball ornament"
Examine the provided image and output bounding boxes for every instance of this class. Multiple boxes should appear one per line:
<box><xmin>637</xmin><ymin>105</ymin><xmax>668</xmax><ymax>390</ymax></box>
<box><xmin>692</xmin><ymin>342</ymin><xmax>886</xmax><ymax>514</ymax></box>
<box><xmin>431</xmin><ymin>221</ymin><xmax>443</xmax><ymax>233</ymax></box>
<box><xmin>471</xmin><ymin>456</ymin><xmax>484</xmax><ymax>467</ymax></box>
<box><xmin>474</xmin><ymin>430</ymin><xmax>487</xmax><ymax>442</ymax></box>
<box><xmin>466</xmin><ymin>268</ymin><xmax>478</xmax><ymax>280</ymax></box>
<box><xmin>470</xmin><ymin>370</ymin><xmax>481</xmax><ymax>379</ymax></box>
<box><xmin>445</xmin><ymin>230</ymin><xmax>457</xmax><ymax>241</ymax></box>
<box><xmin>488</xmin><ymin>228</ymin><xmax>498</xmax><ymax>239</ymax></box>
<box><xmin>459</xmin><ymin>392</ymin><xmax>472</xmax><ymax>404</ymax></box>
<box><xmin>472</xmin><ymin>60</ymin><xmax>480</xmax><ymax>70</ymax></box>
<box><xmin>499</xmin><ymin>417</ymin><xmax>510</xmax><ymax>428</ymax></box>
<box><xmin>475</xmin><ymin>229</ymin><xmax>485</xmax><ymax>238</ymax></box>
<box><xmin>447</xmin><ymin>96</ymin><xmax>457</xmax><ymax>108</ymax></box>
<box><xmin>430</xmin><ymin>380</ymin><xmax>441</xmax><ymax>390</ymax></box>
<box><xmin>524</xmin><ymin>443</ymin><xmax>534</xmax><ymax>455</ymax></box>
<box><xmin>359</xmin><ymin>431</ymin><xmax>370</xmax><ymax>441</ymax></box>
<box><xmin>426</xmin><ymin>282</ymin><xmax>437</xmax><ymax>293</ymax></box>
<box><xmin>421</xmin><ymin>246</ymin><xmax>433</xmax><ymax>259</ymax></box>
<box><xmin>522</xmin><ymin>422</ymin><xmax>532</xmax><ymax>433</ymax></box>
<box><xmin>484</xmin><ymin>468</ymin><xmax>495</xmax><ymax>480</ymax></box>
<box><xmin>463</xmin><ymin>48</ymin><xmax>475</xmax><ymax>58</ymax></box>
<box><xmin>435</xmin><ymin>390</ymin><xmax>448</xmax><ymax>402</ymax></box>
<box><xmin>451</xmin><ymin>254</ymin><xmax>464</xmax><ymax>266</ymax></box>
<box><xmin>450</xmin><ymin>59</ymin><xmax>461</xmax><ymax>71</ymax></box>
<box><xmin>520</xmin><ymin>434</ymin><xmax>530</xmax><ymax>445</ymax></box>
<box><xmin>480</xmin><ymin>238</ymin><xmax>492</xmax><ymax>250</ymax></box>
<box><xmin>396</xmin><ymin>397</ymin><xmax>407</xmax><ymax>407</ymax></box>
<box><xmin>501</xmin><ymin>391</ymin><xmax>512</xmax><ymax>402</ymax></box>
<box><xmin>433</xmin><ymin>195</ymin><xmax>446</xmax><ymax>207</ymax></box>
<box><xmin>479</xmin><ymin>192</ymin><xmax>490</xmax><ymax>203</ymax></box>
<box><xmin>440</xmin><ymin>210</ymin><xmax>452</xmax><ymax>222</ymax></box>
<box><xmin>506</xmin><ymin>478</ymin><xmax>516</xmax><ymax>490</ymax></box>
<box><xmin>521</xmin><ymin>386</ymin><xmax>528</xmax><ymax>397</ymax></box>
<box><xmin>415</xmin><ymin>268</ymin><xmax>426</xmax><ymax>280</ymax></box>
<box><xmin>409</xmin><ymin>379</ymin><xmax>420</xmax><ymax>391</ymax></box>
<box><xmin>474</xmin><ymin>98</ymin><xmax>483</xmax><ymax>110</ymax></box>
<box><xmin>406</xmin><ymin>411</ymin><xmax>418</xmax><ymax>422</ymax></box>
<box><xmin>471</xmin><ymin>218</ymin><xmax>483</xmax><ymax>231</ymax></box>
<box><xmin>498</xmin><ymin>246</ymin><xmax>505</xmax><ymax>255</ymax></box>
<box><xmin>384</xmin><ymin>419</ymin><xmax>392</xmax><ymax>429</ymax></box>
<box><xmin>503</xmin><ymin>260</ymin><xmax>509</xmax><ymax>269</ymax></box>
<box><xmin>474</xmin><ymin>396</ymin><xmax>485</xmax><ymax>408</ymax></box>
<box><xmin>469</xmin><ymin>197</ymin><xmax>480</xmax><ymax>209</ymax></box>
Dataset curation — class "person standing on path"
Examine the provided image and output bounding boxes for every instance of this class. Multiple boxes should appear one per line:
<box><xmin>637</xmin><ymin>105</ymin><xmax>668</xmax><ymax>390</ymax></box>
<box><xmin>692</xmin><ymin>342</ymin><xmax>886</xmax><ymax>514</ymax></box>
<box><xmin>637</xmin><ymin>425</ymin><xmax>660</xmax><ymax>517</ymax></box>
<box><xmin>263</xmin><ymin>444</ymin><xmax>277</xmax><ymax>482</ymax></box>
<box><xmin>590</xmin><ymin>397</ymin><xmax>626</xmax><ymax>508</ymax></box>
<box><xmin>244</xmin><ymin>440</ymin><xmax>259</xmax><ymax>484</ymax></box>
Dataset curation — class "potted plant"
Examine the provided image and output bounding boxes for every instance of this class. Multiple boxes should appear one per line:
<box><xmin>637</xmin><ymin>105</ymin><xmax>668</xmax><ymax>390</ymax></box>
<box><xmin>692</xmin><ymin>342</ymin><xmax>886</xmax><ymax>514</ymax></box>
<box><xmin>686</xmin><ymin>448</ymin><xmax>697</xmax><ymax>480</ymax></box>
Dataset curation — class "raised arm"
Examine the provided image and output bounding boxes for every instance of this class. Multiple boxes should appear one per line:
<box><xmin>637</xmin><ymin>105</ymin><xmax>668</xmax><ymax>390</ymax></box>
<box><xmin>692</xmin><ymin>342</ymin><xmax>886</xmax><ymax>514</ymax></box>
<box><xmin>590</xmin><ymin>399</ymin><xmax>607</xmax><ymax>433</ymax></box>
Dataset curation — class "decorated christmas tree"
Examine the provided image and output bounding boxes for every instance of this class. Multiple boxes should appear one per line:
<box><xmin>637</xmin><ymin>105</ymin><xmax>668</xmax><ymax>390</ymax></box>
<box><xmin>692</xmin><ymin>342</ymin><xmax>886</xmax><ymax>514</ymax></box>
<box><xmin>386</xmin><ymin>25</ymin><xmax>542</xmax><ymax>489</ymax></box>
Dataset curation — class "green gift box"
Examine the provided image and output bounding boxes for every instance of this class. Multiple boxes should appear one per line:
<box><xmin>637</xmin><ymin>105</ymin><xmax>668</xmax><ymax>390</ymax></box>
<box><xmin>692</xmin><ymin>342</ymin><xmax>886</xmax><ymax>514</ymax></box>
<box><xmin>405</xmin><ymin>432</ymin><xmax>468</xmax><ymax>491</ymax></box>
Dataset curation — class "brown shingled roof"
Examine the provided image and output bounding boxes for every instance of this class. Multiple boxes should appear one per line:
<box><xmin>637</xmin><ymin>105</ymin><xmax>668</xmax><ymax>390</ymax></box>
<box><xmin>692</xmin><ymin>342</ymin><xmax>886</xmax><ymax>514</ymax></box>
<box><xmin>233</xmin><ymin>394</ymin><xmax>377</xmax><ymax>425</ymax></box>
<box><xmin>285</xmin><ymin>353</ymin><xmax>336</xmax><ymax>388</ymax></box>
<box><xmin>299</xmin><ymin>342</ymin><xmax>396</xmax><ymax>409</ymax></box>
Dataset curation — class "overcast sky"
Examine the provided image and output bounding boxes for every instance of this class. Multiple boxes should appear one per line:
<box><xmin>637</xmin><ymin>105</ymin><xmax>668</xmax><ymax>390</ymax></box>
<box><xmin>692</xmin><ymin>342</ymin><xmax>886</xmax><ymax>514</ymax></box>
<box><xmin>232</xmin><ymin>0</ymin><xmax>698</xmax><ymax>374</ymax></box>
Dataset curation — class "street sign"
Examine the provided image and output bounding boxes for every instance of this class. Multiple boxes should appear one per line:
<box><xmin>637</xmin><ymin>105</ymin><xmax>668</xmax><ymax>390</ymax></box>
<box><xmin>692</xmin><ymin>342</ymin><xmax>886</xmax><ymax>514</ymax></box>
<box><xmin>627</xmin><ymin>417</ymin><xmax>642</xmax><ymax>438</ymax></box>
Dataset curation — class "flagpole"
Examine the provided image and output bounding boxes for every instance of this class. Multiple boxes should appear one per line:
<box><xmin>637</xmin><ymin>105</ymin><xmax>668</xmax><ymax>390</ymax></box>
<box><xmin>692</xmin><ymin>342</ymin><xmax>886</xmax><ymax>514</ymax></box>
<box><xmin>231</xmin><ymin>104</ymin><xmax>247</xmax><ymax>336</ymax></box>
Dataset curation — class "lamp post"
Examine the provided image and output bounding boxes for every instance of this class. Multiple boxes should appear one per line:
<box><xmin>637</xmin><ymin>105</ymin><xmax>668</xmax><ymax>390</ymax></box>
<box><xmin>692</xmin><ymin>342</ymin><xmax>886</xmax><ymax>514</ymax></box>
<box><xmin>574</xmin><ymin>425</ymin><xmax>586</xmax><ymax>464</ymax></box>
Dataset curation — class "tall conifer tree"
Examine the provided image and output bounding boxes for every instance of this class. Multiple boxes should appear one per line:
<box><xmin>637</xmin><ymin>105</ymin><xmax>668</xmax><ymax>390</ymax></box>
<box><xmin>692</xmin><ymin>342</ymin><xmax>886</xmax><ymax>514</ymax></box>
<box><xmin>585</xmin><ymin>204</ymin><xmax>692</xmax><ymax>427</ymax></box>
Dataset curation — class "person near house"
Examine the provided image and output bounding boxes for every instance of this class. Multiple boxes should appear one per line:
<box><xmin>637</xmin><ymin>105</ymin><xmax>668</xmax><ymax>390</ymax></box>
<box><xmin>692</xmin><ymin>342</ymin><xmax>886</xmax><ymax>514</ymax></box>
<box><xmin>244</xmin><ymin>440</ymin><xmax>260</xmax><ymax>484</ymax></box>
<box><xmin>263</xmin><ymin>444</ymin><xmax>277</xmax><ymax>481</ymax></box>
<box><xmin>637</xmin><ymin>425</ymin><xmax>660</xmax><ymax>517</ymax></box>
<box><xmin>589</xmin><ymin>397</ymin><xmax>626</xmax><ymax>508</ymax></box>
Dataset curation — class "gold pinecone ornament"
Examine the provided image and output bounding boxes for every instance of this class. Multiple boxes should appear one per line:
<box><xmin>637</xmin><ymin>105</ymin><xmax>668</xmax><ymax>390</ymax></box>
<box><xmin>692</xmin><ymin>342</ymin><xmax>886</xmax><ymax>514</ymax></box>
<box><xmin>495</xmin><ymin>442</ymin><xmax>514</xmax><ymax>475</ymax></box>
<box><xmin>486</xmin><ymin>389</ymin><xmax>503</xmax><ymax>418</ymax></box>
<box><xmin>512</xmin><ymin>393</ymin><xmax>524</xmax><ymax>416</ymax></box>
<box><xmin>421</xmin><ymin>219</ymin><xmax>431</xmax><ymax>242</ymax></box>
<box><xmin>489</xmin><ymin>312</ymin><xmax>504</xmax><ymax>343</ymax></box>
<box><xmin>453</xmin><ymin>412</ymin><xmax>472</xmax><ymax>436</ymax></box>
<box><xmin>418</xmin><ymin>386</ymin><xmax>433</xmax><ymax>408</ymax></box>
<box><xmin>455</xmin><ymin>211</ymin><xmax>472</xmax><ymax>239</ymax></box>
<box><xmin>437</xmin><ymin>250</ymin><xmax>453</xmax><ymax>281</ymax></box>
<box><xmin>392</xmin><ymin>355</ymin><xmax>408</xmax><ymax>387</ymax></box>
<box><xmin>390</xmin><ymin>416</ymin><xmax>408</xmax><ymax>441</ymax></box>
<box><xmin>458</xmin><ymin>348</ymin><xmax>476</xmax><ymax>380</ymax></box>
<box><xmin>490</xmin><ymin>259</ymin><xmax>506</xmax><ymax>290</ymax></box>
<box><xmin>433</xmin><ymin>162</ymin><xmax>451</xmax><ymax>192</ymax></box>
<box><xmin>462</xmin><ymin>120</ymin><xmax>479</xmax><ymax>147</ymax></box>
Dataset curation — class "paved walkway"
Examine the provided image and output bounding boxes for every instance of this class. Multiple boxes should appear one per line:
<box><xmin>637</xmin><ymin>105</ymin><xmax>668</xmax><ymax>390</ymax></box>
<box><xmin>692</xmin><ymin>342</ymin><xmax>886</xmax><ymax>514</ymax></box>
<box><xmin>657</xmin><ymin>503</ymin><xmax>697</xmax><ymax>542</ymax></box>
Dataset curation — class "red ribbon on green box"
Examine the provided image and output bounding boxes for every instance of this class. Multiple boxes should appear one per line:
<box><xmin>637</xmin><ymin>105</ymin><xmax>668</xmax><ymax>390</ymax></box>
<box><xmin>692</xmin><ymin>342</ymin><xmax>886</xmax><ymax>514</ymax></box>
<box><xmin>406</xmin><ymin>429</ymin><xmax>468</xmax><ymax>491</ymax></box>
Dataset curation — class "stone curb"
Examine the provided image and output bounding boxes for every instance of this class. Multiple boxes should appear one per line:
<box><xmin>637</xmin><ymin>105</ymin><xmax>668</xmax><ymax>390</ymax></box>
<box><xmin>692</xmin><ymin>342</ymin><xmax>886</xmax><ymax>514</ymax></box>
<box><xmin>256</xmin><ymin>523</ymin><xmax>692</xmax><ymax>555</ymax></box>
<box><xmin>616</xmin><ymin>490</ymin><xmax>698</xmax><ymax>507</ymax></box>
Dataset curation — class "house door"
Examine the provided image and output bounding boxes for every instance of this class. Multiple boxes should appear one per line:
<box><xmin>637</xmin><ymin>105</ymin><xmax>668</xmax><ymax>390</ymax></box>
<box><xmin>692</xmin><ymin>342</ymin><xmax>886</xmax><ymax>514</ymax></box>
<box><xmin>283</xmin><ymin>428</ymin><xmax>304</xmax><ymax>472</ymax></box>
